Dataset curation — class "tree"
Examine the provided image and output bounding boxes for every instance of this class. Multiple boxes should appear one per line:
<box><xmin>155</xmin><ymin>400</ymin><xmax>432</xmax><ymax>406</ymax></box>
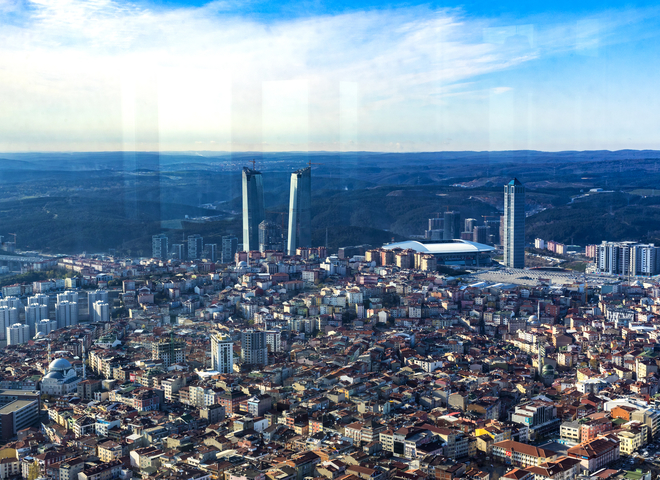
<box><xmin>27</xmin><ymin>461</ymin><xmax>40</xmax><ymax>480</ymax></box>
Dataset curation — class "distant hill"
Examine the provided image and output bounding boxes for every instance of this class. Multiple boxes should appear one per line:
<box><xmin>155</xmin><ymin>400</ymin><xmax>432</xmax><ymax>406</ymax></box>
<box><xmin>1</xmin><ymin>150</ymin><xmax>660</xmax><ymax>254</ymax></box>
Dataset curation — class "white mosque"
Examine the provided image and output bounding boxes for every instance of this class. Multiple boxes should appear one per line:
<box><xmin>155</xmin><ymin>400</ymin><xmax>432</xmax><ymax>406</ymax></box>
<box><xmin>41</xmin><ymin>358</ymin><xmax>80</xmax><ymax>396</ymax></box>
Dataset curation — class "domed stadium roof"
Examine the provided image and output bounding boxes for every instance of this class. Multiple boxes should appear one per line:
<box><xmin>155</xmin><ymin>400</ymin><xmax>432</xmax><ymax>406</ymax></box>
<box><xmin>49</xmin><ymin>358</ymin><xmax>72</xmax><ymax>372</ymax></box>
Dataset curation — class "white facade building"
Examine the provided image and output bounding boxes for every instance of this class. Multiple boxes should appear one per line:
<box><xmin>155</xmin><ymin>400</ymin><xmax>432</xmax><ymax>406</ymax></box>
<box><xmin>92</xmin><ymin>301</ymin><xmax>110</xmax><ymax>323</ymax></box>
<box><xmin>7</xmin><ymin>323</ymin><xmax>30</xmax><ymax>345</ymax></box>
<box><xmin>56</xmin><ymin>301</ymin><xmax>79</xmax><ymax>328</ymax></box>
<box><xmin>0</xmin><ymin>307</ymin><xmax>19</xmax><ymax>340</ymax></box>
<box><xmin>211</xmin><ymin>333</ymin><xmax>234</xmax><ymax>374</ymax></box>
<box><xmin>265</xmin><ymin>330</ymin><xmax>282</xmax><ymax>353</ymax></box>
<box><xmin>36</xmin><ymin>319</ymin><xmax>58</xmax><ymax>336</ymax></box>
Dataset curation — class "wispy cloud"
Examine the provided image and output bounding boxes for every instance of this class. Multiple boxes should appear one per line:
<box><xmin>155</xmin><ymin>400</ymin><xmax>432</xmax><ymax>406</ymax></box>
<box><xmin>0</xmin><ymin>0</ymin><xmax>654</xmax><ymax>151</ymax></box>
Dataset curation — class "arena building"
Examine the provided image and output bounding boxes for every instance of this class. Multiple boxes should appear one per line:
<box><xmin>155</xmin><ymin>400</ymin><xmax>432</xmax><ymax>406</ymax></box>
<box><xmin>382</xmin><ymin>239</ymin><xmax>495</xmax><ymax>267</ymax></box>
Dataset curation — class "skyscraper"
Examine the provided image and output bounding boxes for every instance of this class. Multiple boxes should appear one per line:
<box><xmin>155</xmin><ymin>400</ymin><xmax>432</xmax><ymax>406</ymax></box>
<box><xmin>241</xmin><ymin>330</ymin><xmax>268</xmax><ymax>366</ymax></box>
<box><xmin>211</xmin><ymin>333</ymin><xmax>234</xmax><ymax>373</ymax></box>
<box><xmin>221</xmin><ymin>236</ymin><xmax>238</xmax><ymax>263</ymax></box>
<box><xmin>187</xmin><ymin>234</ymin><xmax>203</xmax><ymax>260</ymax></box>
<box><xmin>152</xmin><ymin>234</ymin><xmax>169</xmax><ymax>259</ymax></box>
<box><xmin>242</xmin><ymin>167</ymin><xmax>265</xmax><ymax>252</ymax></box>
<box><xmin>443</xmin><ymin>211</ymin><xmax>461</xmax><ymax>240</ymax></box>
<box><xmin>259</xmin><ymin>220</ymin><xmax>283</xmax><ymax>252</ymax></box>
<box><xmin>504</xmin><ymin>178</ymin><xmax>525</xmax><ymax>268</ymax></box>
<box><xmin>287</xmin><ymin>167</ymin><xmax>312</xmax><ymax>255</ymax></box>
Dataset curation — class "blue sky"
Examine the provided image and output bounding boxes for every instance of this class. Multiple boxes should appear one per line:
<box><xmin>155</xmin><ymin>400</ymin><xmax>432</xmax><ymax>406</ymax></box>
<box><xmin>0</xmin><ymin>0</ymin><xmax>659</xmax><ymax>152</ymax></box>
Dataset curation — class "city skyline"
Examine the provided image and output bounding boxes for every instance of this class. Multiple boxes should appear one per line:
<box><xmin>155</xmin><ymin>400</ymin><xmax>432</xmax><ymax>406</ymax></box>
<box><xmin>1</xmin><ymin>1</ymin><xmax>659</xmax><ymax>152</ymax></box>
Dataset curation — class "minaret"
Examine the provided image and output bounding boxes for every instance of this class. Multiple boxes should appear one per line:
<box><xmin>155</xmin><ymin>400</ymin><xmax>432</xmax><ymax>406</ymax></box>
<box><xmin>81</xmin><ymin>340</ymin><xmax>87</xmax><ymax>380</ymax></box>
<box><xmin>47</xmin><ymin>341</ymin><xmax>51</xmax><ymax>365</ymax></box>
<box><xmin>537</xmin><ymin>338</ymin><xmax>543</xmax><ymax>377</ymax></box>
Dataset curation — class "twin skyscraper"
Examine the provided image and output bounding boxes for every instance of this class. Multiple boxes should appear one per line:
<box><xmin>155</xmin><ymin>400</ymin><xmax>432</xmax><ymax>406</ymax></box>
<box><xmin>242</xmin><ymin>165</ymin><xmax>312</xmax><ymax>255</ymax></box>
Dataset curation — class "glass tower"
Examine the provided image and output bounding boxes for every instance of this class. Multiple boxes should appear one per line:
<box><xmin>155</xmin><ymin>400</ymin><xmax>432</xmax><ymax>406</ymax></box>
<box><xmin>287</xmin><ymin>167</ymin><xmax>312</xmax><ymax>255</ymax></box>
<box><xmin>504</xmin><ymin>178</ymin><xmax>525</xmax><ymax>268</ymax></box>
<box><xmin>242</xmin><ymin>167</ymin><xmax>265</xmax><ymax>252</ymax></box>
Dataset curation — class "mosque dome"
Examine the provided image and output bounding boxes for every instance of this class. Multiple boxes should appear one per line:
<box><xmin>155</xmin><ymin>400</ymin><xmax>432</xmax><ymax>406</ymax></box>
<box><xmin>528</xmin><ymin>314</ymin><xmax>539</xmax><ymax>323</ymax></box>
<box><xmin>49</xmin><ymin>358</ymin><xmax>72</xmax><ymax>372</ymax></box>
<box><xmin>541</xmin><ymin>364</ymin><xmax>555</xmax><ymax>377</ymax></box>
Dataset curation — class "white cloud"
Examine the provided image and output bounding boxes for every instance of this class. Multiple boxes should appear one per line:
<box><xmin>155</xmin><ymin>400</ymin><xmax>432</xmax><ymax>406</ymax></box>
<box><xmin>0</xmin><ymin>0</ymin><xmax>647</xmax><ymax>151</ymax></box>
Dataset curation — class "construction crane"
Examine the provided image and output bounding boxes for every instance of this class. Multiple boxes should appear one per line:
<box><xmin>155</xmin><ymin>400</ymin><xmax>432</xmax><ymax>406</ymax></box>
<box><xmin>249</xmin><ymin>159</ymin><xmax>256</xmax><ymax>170</ymax></box>
<box><xmin>266</xmin><ymin>211</ymin><xmax>289</xmax><ymax>232</ymax></box>
<box><xmin>8</xmin><ymin>233</ymin><xmax>16</xmax><ymax>246</ymax></box>
<box><xmin>307</xmin><ymin>159</ymin><xmax>322</xmax><ymax>168</ymax></box>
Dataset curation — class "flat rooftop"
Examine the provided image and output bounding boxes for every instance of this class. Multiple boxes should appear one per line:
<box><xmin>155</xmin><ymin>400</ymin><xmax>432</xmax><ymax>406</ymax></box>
<box><xmin>0</xmin><ymin>390</ymin><xmax>39</xmax><ymax>397</ymax></box>
<box><xmin>0</xmin><ymin>399</ymin><xmax>37</xmax><ymax>415</ymax></box>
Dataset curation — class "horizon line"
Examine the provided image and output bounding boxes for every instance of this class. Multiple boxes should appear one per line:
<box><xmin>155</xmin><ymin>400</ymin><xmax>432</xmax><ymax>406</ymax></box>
<box><xmin>2</xmin><ymin>148</ymin><xmax>660</xmax><ymax>155</ymax></box>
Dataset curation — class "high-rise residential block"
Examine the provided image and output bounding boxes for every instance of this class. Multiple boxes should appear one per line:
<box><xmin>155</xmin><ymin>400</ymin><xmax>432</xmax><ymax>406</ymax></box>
<box><xmin>25</xmin><ymin>304</ymin><xmax>48</xmax><ymax>336</ymax></box>
<box><xmin>56</xmin><ymin>291</ymin><xmax>79</xmax><ymax>329</ymax></box>
<box><xmin>204</xmin><ymin>243</ymin><xmax>217</xmax><ymax>262</ymax></box>
<box><xmin>152</xmin><ymin>234</ymin><xmax>169</xmax><ymax>259</ymax></box>
<box><xmin>464</xmin><ymin>218</ymin><xmax>477</xmax><ymax>232</ymax></box>
<box><xmin>287</xmin><ymin>167</ymin><xmax>312</xmax><ymax>255</ymax></box>
<box><xmin>242</xmin><ymin>167</ymin><xmax>265</xmax><ymax>252</ymax></box>
<box><xmin>0</xmin><ymin>307</ymin><xmax>18</xmax><ymax>340</ymax></box>
<box><xmin>56</xmin><ymin>301</ymin><xmax>78</xmax><ymax>328</ymax></box>
<box><xmin>504</xmin><ymin>178</ymin><xmax>525</xmax><ymax>268</ymax></box>
<box><xmin>152</xmin><ymin>337</ymin><xmax>185</xmax><ymax>367</ymax></box>
<box><xmin>429</xmin><ymin>217</ymin><xmax>443</xmax><ymax>230</ymax></box>
<box><xmin>221</xmin><ymin>236</ymin><xmax>238</xmax><ymax>263</ymax></box>
<box><xmin>473</xmin><ymin>225</ymin><xmax>488</xmax><ymax>244</ymax></box>
<box><xmin>187</xmin><ymin>234</ymin><xmax>203</xmax><ymax>260</ymax></box>
<box><xmin>211</xmin><ymin>333</ymin><xmax>234</xmax><ymax>373</ymax></box>
<box><xmin>265</xmin><ymin>330</ymin><xmax>282</xmax><ymax>353</ymax></box>
<box><xmin>7</xmin><ymin>323</ymin><xmax>30</xmax><ymax>345</ymax></box>
<box><xmin>241</xmin><ymin>330</ymin><xmax>268</xmax><ymax>366</ymax></box>
<box><xmin>92</xmin><ymin>301</ymin><xmax>110</xmax><ymax>323</ymax></box>
<box><xmin>36</xmin><ymin>319</ymin><xmax>58</xmax><ymax>336</ymax></box>
<box><xmin>259</xmin><ymin>220</ymin><xmax>283</xmax><ymax>252</ymax></box>
<box><xmin>596</xmin><ymin>241</ymin><xmax>660</xmax><ymax>276</ymax></box>
<box><xmin>88</xmin><ymin>289</ymin><xmax>109</xmax><ymax>321</ymax></box>
<box><xmin>443</xmin><ymin>211</ymin><xmax>461</xmax><ymax>240</ymax></box>
<box><xmin>172</xmin><ymin>244</ymin><xmax>184</xmax><ymax>260</ymax></box>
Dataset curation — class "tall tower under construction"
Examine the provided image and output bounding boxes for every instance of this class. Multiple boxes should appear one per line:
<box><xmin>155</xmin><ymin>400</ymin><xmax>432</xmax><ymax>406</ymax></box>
<box><xmin>242</xmin><ymin>167</ymin><xmax>265</xmax><ymax>252</ymax></box>
<box><xmin>287</xmin><ymin>167</ymin><xmax>312</xmax><ymax>255</ymax></box>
